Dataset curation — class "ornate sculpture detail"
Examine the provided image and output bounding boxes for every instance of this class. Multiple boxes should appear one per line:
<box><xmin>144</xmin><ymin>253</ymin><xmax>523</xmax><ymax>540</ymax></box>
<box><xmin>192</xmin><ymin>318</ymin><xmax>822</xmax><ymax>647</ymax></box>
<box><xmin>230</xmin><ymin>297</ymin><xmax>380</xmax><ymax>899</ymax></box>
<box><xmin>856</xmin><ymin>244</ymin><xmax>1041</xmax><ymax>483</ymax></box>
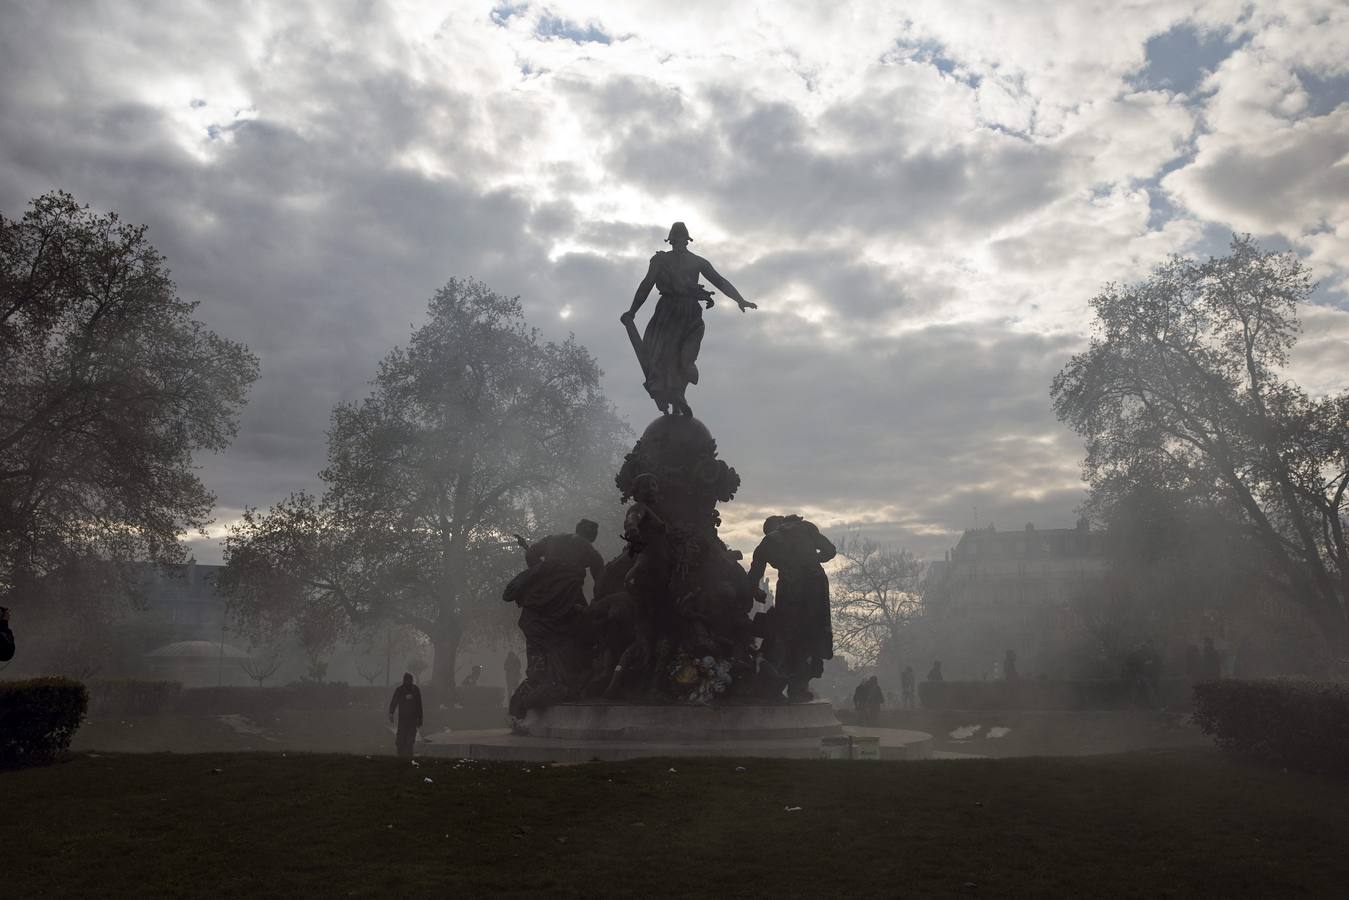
<box><xmin>500</xmin><ymin>223</ymin><xmax>835</xmax><ymax>714</ymax></box>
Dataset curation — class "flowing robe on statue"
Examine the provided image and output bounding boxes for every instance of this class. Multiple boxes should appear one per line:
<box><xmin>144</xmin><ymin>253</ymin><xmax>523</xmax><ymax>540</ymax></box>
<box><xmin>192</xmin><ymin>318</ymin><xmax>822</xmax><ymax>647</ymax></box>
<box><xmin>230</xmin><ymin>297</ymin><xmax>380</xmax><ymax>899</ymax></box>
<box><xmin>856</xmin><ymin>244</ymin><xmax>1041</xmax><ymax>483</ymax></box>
<box><xmin>639</xmin><ymin>251</ymin><xmax>714</xmax><ymax>410</ymax></box>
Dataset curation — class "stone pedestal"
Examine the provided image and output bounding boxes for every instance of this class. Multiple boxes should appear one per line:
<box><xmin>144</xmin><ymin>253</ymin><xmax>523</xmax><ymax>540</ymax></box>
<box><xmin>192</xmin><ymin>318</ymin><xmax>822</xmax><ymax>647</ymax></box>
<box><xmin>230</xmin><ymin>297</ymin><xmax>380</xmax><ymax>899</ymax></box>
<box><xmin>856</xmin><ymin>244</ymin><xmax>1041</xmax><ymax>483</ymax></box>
<box><xmin>422</xmin><ymin>702</ymin><xmax>933</xmax><ymax>762</ymax></box>
<box><xmin>522</xmin><ymin>700</ymin><xmax>843</xmax><ymax>741</ymax></box>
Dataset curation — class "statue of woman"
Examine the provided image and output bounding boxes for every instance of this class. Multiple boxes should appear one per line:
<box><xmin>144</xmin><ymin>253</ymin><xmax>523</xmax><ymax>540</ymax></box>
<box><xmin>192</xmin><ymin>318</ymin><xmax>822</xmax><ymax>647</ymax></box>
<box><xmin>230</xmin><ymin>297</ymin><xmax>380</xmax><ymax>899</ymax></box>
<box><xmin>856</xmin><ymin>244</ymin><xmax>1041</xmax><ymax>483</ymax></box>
<box><xmin>620</xmin><ymin>222</ymin><xmax>756</xmax><ymax>416</ymax></box>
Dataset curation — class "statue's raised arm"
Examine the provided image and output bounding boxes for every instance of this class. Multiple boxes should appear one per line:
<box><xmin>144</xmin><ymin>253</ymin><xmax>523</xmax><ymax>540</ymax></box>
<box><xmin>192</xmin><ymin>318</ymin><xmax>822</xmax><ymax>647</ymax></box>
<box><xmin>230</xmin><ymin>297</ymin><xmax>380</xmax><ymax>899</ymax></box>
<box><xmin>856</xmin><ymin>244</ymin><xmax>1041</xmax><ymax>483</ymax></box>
<box><xmin>619</xmin><ymin>221</ymin><xmax>756</xmax><ymax>416</ymax></box>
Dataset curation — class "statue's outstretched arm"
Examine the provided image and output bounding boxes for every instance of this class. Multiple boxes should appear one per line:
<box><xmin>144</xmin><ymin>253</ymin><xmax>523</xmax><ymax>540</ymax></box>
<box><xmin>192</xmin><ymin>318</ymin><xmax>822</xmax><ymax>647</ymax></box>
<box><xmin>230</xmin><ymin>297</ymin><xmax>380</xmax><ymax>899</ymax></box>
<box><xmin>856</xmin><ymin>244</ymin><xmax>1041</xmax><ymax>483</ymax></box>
<box><xmin>746</xmin><ymin>542</ymin><xmax>770</xmax><ymax>585</ymax></box>
<box><xmin>700</xmin><ymin>259</ymin><xmax>757</xmax><ymax>312</ymax></box>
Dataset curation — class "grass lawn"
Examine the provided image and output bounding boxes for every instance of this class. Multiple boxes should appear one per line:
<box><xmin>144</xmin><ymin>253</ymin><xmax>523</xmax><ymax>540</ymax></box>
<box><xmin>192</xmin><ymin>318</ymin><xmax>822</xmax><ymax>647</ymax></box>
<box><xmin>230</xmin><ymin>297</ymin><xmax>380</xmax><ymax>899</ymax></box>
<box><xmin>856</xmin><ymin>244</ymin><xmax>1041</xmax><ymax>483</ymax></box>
<box><xmin>4</xmin><ymin>749</ymin><xmax>1347</xmax><ymax>898</ymax></box>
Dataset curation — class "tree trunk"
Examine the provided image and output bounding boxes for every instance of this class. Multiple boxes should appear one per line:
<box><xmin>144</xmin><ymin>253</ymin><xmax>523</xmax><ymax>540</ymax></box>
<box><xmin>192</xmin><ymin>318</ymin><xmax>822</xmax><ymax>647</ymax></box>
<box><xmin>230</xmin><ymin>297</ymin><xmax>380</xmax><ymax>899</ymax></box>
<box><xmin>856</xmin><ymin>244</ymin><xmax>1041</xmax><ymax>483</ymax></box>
<box><xmin>430</xmin><ymin>629</ymin><xmax>459</xmax><ymax>709</ymax></box>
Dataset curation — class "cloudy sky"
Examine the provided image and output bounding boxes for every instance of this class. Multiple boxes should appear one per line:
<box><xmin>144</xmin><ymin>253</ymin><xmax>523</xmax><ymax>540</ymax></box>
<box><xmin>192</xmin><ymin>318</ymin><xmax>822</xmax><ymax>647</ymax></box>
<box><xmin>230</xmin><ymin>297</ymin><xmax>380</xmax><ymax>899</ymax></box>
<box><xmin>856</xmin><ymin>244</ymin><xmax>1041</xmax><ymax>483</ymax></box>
<box><xmin>2</xmin><ymin>0</ymin><xmax>1347</xmax><ymax>563</ymax></box>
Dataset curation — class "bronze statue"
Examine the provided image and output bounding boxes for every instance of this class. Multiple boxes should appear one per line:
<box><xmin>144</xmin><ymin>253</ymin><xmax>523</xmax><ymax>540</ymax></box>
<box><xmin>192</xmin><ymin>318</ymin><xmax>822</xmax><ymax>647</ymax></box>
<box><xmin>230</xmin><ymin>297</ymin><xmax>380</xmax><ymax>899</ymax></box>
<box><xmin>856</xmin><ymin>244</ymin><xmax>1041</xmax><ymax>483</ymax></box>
<box><xmin>621</xmin><ymin>222</ymin><xmax>757</xmax><ymax>416</ymax></box>
<box><xmin>747</xmin><ymin>515</ymin><xmax>837</xmax><ymax>702</ymax></box>
<box><xmin>502</xmin><ymin>519</ymin><xmax>605</xmax><ymax>719</ymax></box>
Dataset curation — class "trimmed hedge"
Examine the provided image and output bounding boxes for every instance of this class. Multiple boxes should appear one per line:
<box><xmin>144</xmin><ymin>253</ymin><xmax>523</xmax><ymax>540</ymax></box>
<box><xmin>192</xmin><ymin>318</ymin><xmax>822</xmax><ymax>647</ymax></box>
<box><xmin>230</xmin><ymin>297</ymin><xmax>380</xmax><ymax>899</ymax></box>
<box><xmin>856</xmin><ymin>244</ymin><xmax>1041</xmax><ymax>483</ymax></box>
<box><xmin>1192</xmin><ymin>679</ymin><xmax>1349</xmax><ymax>777</ymax></box>
<box><xmin>918</xmin><ymin>678</ymin><xmax>1192</xmax><ymax>711</ymax></box>
<box><xmin>87</xmin><ymin>679</ymin><xmax>182</xmax><ymax>716</ymax></box>
<box><xmin>0</xmin><ymin>677</ymin><xmax>88</xmax><ymax>766</ymax></box>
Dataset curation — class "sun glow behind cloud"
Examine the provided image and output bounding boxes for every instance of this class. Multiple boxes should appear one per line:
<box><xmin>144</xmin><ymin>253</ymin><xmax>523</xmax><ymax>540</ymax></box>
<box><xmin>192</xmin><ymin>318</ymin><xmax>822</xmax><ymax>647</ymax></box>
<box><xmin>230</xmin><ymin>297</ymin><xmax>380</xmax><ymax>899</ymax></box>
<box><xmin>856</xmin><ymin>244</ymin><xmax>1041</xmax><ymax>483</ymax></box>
<box><xmin>2</xmin><ymin>0</ymin><xmax>1347</xmax><ymax>565</ymax></box>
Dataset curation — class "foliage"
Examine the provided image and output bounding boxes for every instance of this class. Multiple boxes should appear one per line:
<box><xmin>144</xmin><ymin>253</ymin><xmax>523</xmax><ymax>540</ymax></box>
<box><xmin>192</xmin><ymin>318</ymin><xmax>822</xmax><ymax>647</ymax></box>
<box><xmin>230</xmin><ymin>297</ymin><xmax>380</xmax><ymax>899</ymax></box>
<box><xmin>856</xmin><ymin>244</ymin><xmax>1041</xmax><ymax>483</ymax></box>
<box><xmin>1193</xmin><ymin>679</ymin><xmax>1349</xmax><ymax>776</ymax></box>
<box><xmin>0</xmin><ymin>676</ymin><xmax>88</xmax><ymax>766</ymax></box>
<box><xmin>86</xmin><ymin>678</ymin><xmax>182</xmax><ymax>716</ymax></box>
<box><xmin>221</xmin><ymin>278</ymin><xmax>629</xmax><ymax>683</ymax></box>
<box><xmin>171</xmin><ymin>682</ymin><xmax>389</xmax><ymax>716</ymax></box>
<box><xmin>1052</xmin><ymin>235</ymin><xmax>1349</xmax><ymax>655</ymax></box>
<box><xmin>0</xmin><ymin>192</ymin><xmax>258</xmax><ymax>597</ymax></box>
<box><xmin>830</xmin><ymin>534</ymin><xmax>924</xmax><ymax>666</ymax></box>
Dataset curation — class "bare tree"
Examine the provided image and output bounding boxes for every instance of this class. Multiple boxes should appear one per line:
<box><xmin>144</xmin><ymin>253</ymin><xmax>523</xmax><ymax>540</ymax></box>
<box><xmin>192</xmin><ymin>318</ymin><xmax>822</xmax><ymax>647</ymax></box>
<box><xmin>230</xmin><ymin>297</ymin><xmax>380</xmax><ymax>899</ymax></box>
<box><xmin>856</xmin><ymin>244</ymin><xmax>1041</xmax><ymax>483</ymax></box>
<box><xmin>830</xmin><ymin>534</ymin><xmax>926</xmax><ymax>667</ymax></box>
<box><xmin>354</xmin><ymin>658</ymin><xmax>383</xmax><ymax>685</ymax></box>
<box><xmin>239</xmin><ymin>654</ymin><xmax>281</xmax><ymax>688</ymax></box>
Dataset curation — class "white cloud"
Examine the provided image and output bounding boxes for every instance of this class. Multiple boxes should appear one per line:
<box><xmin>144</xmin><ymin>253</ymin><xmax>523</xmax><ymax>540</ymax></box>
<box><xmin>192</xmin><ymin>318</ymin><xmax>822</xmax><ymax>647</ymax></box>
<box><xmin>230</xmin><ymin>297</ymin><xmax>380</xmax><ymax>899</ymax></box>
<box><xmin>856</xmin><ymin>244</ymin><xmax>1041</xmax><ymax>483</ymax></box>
<box><xmin>0</xmin><ymin>0</ymin><xmax>1343</xmax><ymax>566</ymax></box>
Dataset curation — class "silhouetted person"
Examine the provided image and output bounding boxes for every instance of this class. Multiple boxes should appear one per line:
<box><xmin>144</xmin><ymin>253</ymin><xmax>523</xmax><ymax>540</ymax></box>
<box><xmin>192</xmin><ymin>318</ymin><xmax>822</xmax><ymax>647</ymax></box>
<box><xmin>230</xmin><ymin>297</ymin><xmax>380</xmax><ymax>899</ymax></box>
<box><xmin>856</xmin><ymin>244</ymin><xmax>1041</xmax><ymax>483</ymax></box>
<box><xmin>0</xmin><ymin>607</ymin><xmax>13</xmax><ymax>662</ymax></box>
<box><xmin>1140</xmin><ymin>640</ymin><xmax>1161</xmax><ymax>700</ymax></box>
<box><xmin>388</xmin><ymin>672</ymin><xmax>423</xmax><ymax>758</ymax></box>
<box><xmin>1201</xmin><ymin>637</ymin><xmax>1222</xmax><ymax>681</ymax></box>
<box><xmin>853</xmin><ymin>675</ymin><xmax>883</xmax><ymax>724</ymax></box>
<box><xmin>1003</xmin><ymin>649</ymin><xmax>1019</xmax><ymax>683</ymax></box>
<box><xmin>504</xmin><ymin>650</ymin><xmax>521</xmax><ymax>699</ymax></box>
<box><xmin>1121</xmin><ymin>645</ymin><xmax>1151</xmax><ymax>707</ymax></box>
<box><xmin>461</xmin><ymin>665</ymin><xmax>482</xmax><ymax>687</ymax></box>
<box><xmin>900</xmin><ymin>665</ymin><xmax>916</xmax><ymax>709</ymax></box>
<box><xmin>926</xmin><ymin>661</ymin><xmax>943</xmax><ymax>683</ymax></box>
<box><xmin>1184</xmin><ymin>642</ymin><xmax>1202</xmax><ymax>682</ymax></box>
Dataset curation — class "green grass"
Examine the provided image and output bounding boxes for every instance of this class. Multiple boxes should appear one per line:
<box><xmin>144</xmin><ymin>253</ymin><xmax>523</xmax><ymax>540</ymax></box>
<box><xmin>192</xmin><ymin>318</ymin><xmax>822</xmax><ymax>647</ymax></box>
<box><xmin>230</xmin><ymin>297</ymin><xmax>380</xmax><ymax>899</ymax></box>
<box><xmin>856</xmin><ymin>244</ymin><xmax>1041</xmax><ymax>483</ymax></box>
<box><xmin>4</xmin><ymin>749</ymin><xmax>1347</xmax><ymax>898</ymax></box>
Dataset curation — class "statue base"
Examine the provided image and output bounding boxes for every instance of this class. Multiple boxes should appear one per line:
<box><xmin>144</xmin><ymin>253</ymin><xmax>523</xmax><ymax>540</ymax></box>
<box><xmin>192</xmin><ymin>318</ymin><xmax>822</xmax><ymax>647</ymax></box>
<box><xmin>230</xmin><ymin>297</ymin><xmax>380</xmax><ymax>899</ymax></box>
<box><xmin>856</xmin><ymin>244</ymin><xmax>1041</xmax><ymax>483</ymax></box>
<box><xmin>523</xmin><ymin>700</ymin><xmax>843</xmax><ymax>741</ymax></box>
<box><xmin>421</xmin><ymin>703</ymin><xmax>933</xmax><ymax>762</ymax></box>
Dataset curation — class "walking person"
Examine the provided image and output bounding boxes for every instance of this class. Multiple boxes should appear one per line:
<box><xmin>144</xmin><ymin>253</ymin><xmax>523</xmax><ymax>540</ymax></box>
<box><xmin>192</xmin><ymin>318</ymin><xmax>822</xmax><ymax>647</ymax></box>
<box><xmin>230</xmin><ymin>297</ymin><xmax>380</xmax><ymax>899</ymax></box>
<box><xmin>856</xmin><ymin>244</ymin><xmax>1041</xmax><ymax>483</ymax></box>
<box><xmin>900</xmin><ymin>665</ymin><xmax>915</xmax><ymax>710</ymax></box>
<box><xmin>0</xmin><ymin>607</ymin><xmax>14</xmax><ymax>662</ymax></box>
<box><xmin>388</xmin><ymin>672</ymin><xmax>423</xmax><ymax>759</ymax></box>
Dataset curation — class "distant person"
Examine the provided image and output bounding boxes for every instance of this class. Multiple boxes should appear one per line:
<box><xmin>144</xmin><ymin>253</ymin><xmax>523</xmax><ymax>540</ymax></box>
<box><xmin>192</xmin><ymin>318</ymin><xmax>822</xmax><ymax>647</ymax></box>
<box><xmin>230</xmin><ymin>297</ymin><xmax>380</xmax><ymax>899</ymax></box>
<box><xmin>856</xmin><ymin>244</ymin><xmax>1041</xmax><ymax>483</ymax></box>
<box><xmin>1140</xmin><ymin>640</ymin><xmax>1161</xmax><ymax>701</ymax></box>
<box><xmin>1121</xmin><ymin>645</ymin><xmax>1150</xmax><ymax>707</ymax></box>
<box><xmin>461</xmin><ymin>665</ymin><xmax>482</xmax><ymax>687</ymax></box>
<box><xmin>1233</xmin><ymin>638</ymin><xmax>1256</xmax><ymax>679</ymax></box>
<box><xmin>504</xmin><ymin>649</ymin><xmax>522</xmax><ymax>699</ymax></box>
<box><xmin>1184</xmin><ymin>642</ymin><xmax>1202</xmax><ymax>682</ymax></box>
<box><xmin>926</xmin><ymin>661</ymin><xmax>943</xmax><ymax>683</ymax></box>
<box><xmin>853</xmin><ymin>675</ymin><xmax>883</xmax><ymax>724</ymax></box>
<box><xmin>0</xmin><ymin>607</ymin><xmax>13</xmax><ymax>662</ymax></box>
<box><xmin>388</xmin><ymin>672</ymin><xmax>423</xmax><ymax>759</ymax></box>
<box><xmin>900</xmin><ymin>665</ymin><xmax>915</xmax><ymax>709</ymax></box>
<box><xmin>1003</xmin><ymin>649</ymin><xmax>1019</xmax><ymax>683</ymax></box>
<box><xmin>1201</xmin><ymin>637</ymin><xmax>1222</xmax><ymax>681</ymax></box>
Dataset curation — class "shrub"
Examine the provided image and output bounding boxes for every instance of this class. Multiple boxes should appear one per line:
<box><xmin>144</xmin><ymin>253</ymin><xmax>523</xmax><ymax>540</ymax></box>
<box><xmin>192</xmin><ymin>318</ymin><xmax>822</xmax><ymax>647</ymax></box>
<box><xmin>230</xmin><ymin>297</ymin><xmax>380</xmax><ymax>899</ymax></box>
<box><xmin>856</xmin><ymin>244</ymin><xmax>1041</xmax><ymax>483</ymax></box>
<box><xmin>1192</xmin><ymin>679</ymin><xmax>1349</xmax><ymax>776</ymax></box>
<box><xmin>176</xmin><ymin>682</ymin><xmax>374</xmax><ymax>716</ymax></box>
<box><xmin>0</xmin><ymin>677</ymin><xmax>88</xmax><ymax>766</ymax></box>
<box><xmin>87</xmin><ymin>679</ymin><xmax>182</xmax><ymax>716</ymax></box>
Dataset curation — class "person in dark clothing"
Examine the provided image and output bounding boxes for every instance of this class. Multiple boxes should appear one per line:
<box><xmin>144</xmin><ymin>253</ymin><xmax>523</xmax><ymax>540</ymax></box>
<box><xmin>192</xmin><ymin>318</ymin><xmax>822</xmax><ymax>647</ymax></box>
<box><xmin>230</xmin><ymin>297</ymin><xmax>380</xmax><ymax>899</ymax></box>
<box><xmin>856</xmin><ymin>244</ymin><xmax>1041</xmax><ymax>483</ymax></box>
<box><xmin>1003</xmin><ymin>649</ymin><xmax>1019</xmax><ymax>683</ymax></box>
<box><xmin>926</xmin><ymin>661</ymin><xmax>943</xmax><ymax>683</ymax></box>
<box><xmin>1201</xmin><ymin>637</ymin><xmax>1222</xmax><ymax>681</ymax></box>
<box><xmin>0</xmin><ymin>607</ymin><xmax>13</xmax><ymax>662</ymax></box>
<box><xmin>388</xmin><ymin>672</ymin><xmax>423</xmax><ymax>758</ymax></box>
<box><xmin>461</xmin><ymin>665</ymin><xmax>482</xmax><ymax>687</ymax></box>
<box><xmin>1184</xmin><ymin>642</ymin><xmax>1202</xmax><ymax>682</ymax></box>
<box><xmin>853</xmin><ymin>675</ymin><xmax>883</xmax><ymax>724</ymax></box>
<box><xmin>900</xmin><ymin>665</ymin><xmax>916</xmax><ymax>709</ymax></box>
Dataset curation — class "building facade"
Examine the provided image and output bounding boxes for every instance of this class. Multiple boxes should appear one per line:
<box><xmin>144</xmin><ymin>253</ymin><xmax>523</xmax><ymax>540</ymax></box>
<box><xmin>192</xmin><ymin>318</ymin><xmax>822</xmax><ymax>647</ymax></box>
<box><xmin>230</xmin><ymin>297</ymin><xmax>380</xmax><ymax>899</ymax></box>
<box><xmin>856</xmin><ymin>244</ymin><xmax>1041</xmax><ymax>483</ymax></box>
<box><xmin>915</xmin><ymin>519</ymin><xmax>1111</xmax><ymax>678</ymax></box>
